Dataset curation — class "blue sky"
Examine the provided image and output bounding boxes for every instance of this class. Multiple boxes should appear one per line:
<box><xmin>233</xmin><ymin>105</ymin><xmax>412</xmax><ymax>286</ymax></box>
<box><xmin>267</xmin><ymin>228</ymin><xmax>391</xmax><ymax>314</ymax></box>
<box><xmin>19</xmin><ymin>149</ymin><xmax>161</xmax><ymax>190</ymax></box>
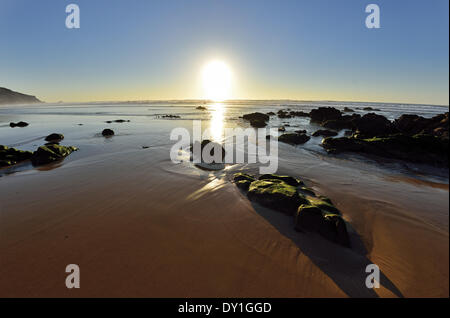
<box><xmin>0</xmin><ymin>0</ymin><xmax>448</xmax><ymax>104</ymax></box>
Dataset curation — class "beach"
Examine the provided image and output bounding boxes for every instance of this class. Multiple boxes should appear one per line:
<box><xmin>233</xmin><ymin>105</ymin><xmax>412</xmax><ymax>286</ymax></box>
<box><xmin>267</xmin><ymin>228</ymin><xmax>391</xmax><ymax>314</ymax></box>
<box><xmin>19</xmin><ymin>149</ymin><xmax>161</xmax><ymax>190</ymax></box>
<box><xmin>0</xmin><ymin>101</ymin><xmax>448</xmax><ymax>297</ymax></box>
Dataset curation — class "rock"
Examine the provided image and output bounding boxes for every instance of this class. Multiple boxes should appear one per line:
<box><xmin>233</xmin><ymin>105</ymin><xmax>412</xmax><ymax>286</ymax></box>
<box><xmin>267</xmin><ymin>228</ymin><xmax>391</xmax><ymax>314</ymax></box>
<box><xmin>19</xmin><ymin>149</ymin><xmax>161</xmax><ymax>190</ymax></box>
<box><xmin>321</xmin><ymin>114</ymin><xmax>360</xmax><ymax>130</ymax></box>
<box><xmin>278</xmin><ymin>133</ymin><xmax>310</xmax><ymax>145</ymax></box>
<box><xmin>10</xmin><ymin>121</ymin><xmax>29</xmax><ymax>128</ymax></box>
<box><xmin>312</xmin><ymin>129</ymin><xmax>338</xmax><ymax>137</ymax></box>
<box><xmin>0</xmin><ymin>145</ymin><xmax>33</xmax><ymax>167</ymax></box>
<box><xmin>233</xmin><ymin>173</ymin><xmax>256</xmax><ymax>191</ymax></box>
<box><xmin>161</xmin><ymin>115</ymin><xmax>180</xmax><ymax>119</ymax></box>
<box><xmin>295</xmin><ymin>130</ymin><xmax>307</xmax><ymax>134</ymax></box>
<box><xmin>362</xmin><ymin>106</ymin><xmax>381</xmax><ymax>111</ymax></box>
<box><xmin>278</xmin><ymin>126</ymin><xmax>286</xmax><ymax>132</ymax></box>
<box><xmin>102</xmin><ymin>129</ymin><xmax>115</xmax><ymax>136</ymax></box>
<box><xmin>289</xmin><ymin>111</ymin><xmax>310</xmax><ymax>117</ymax></box>
<box><xmin>258</xmin><ymin>174</ymin><xmax>297</xmax><ymax>187</ymax></box>
<box><xmin>258</xmin><ymin>173</ymin><xmax>303</xmax><ymax>186</ymax></box>
<box><xmin>31</xmin><ymin>144</ymin><xmax>78</xmax><ymax>166</ymax></box>
<box><xmin>247</xmin><ymin>179</ymin><xmax>309</xmax><ymax>215</ymax></box>
<box><xmin>266</xmin><ymin>111</ymin><xmax>276</xmax><ymax>116</ymax></box>
<box><xmin>322</xmin><ymin>134</ymin><xmax>448</xmax><ymax>166</ymax></box>
<box><xmin>45</xmin><ymin>133</ymin><xmax>64</xmax><ymax>143</ymax></box>
<box><xmin>394</xmin><ymin>113</ymin><xmax>449</xmax><ymax>139</ymax></box>
<box><xmin>232</xmin><ymin>172</ymin><xmax>351</xmax><ymax>246</ymax></box>
<box><xmin>352</xmin><ymin>113</ymin><xmax>395</xmax><ymax>137</ymax></box>
<box><xmin>196</xmin><ymin>106</ymin><xmax>207</xmax><ymax>110</ymax></box>
<box><xmin>277</xmin><ymin>110</ymin><xmax>292</xmax><ymax>119</ymax></box>
<box><xmin>295</xmin><ymin>204</ymin><xmax>350</xmax><ymax>247</ymax></box>
<box><xmin>343</xmin><ymin>107</ymin><xmax>354</xmax><ymax>112</ymax></box>
<box><xmin>309</xmin><ymin>107</ymin><xmax>342</xmax><ymax>123</ymax></box>
<box><xmin>190</xmin><ymin>139</ymin><xmax>226</xmax><ymax>163</ymax></box>
<box><xmin>243</xmin><ymin>112</ymin><xmax>270</xmax><ymax>128</ymax></box>
<box><xmin>243</xmin><ymin>112</ymin><xmax>269</xmax><ymax>122</ymax></box>
<box><xmin>249</xmin><ymin>119</ymin><xmax>268</xmax><ymax>128</ymax></box>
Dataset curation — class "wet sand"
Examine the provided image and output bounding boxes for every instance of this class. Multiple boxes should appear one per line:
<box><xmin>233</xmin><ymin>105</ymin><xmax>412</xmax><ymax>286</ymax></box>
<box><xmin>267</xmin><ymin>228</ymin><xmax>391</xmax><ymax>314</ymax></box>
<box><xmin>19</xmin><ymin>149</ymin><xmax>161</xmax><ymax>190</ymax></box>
<box><xmin>0</xmin><ymin>102</ymin><xmax>448</xmax><ymax>297</ymax></box>
<box><xmin>0</xmin><ymin>142</ymin><xmax>448</xmax><ymax>297</ymax></box>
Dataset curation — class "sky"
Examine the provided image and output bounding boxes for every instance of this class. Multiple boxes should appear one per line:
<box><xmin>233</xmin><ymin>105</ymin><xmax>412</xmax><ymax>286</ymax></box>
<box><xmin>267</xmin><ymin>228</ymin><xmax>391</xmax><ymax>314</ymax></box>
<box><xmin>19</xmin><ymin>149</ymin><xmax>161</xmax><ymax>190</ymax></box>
<box><xmin>0</xmin><ymin>0</ymin><xmax>448</xmax><ymax>105</ymax></box>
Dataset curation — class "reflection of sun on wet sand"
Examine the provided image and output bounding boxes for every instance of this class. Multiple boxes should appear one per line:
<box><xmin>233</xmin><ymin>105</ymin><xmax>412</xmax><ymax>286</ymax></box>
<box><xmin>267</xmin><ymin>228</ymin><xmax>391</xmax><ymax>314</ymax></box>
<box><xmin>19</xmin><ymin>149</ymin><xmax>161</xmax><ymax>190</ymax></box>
<box><xmin>0</xmin><ymin>102</ymin><xmax>448</xmax><ymax>297</ymax></box>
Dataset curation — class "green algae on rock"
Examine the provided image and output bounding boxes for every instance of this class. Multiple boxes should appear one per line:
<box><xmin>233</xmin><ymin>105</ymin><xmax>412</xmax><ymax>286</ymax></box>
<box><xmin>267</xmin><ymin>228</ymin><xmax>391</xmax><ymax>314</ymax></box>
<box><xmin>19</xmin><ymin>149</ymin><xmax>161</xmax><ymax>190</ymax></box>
<box><xmin>31</xmin><ymin>144</ymin><xmax>78</xmax><ymax>166</ymax></box>
<box><xmin>258</xmin><ymin>173</ymin><xmax>303</xmax><ymax>187</ymax></box>
<box><xmin>232</xmin><ymin>172</ymin><xmax>350</xmax><ymax>247</ymax></box>
<box><xmin>247</xmin><ymin>179</ymin><xmax>308</xmax><ymax>215</ymax></box>
<box><xmin>0</xmin><ymin>145</ymin><xmax>33</xmax><ymax>168</ymax></box>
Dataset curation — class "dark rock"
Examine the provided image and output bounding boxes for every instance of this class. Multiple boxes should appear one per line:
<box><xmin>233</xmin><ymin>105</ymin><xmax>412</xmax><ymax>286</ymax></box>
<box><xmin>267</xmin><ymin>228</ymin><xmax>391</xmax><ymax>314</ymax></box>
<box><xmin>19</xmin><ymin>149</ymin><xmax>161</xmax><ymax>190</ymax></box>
<box><xmin>102</xmin><ymin>129</ymin><xmax>115</xmax><ymax>136</ymax></box>
<box><xmin>278</xmin><ymin>126</ymin><xmax>286</xmax><ymax>132</ymax></box>
<box><xmin>362</xmin><ymin>106</ymin><xmax>381</xmax><ymax>111</ymax></box>
<box><xmin>0</xmin><ymin>145</ymin><xmax>33</xmax><ymax>167</ymax></box>
<box><xmin>10</xmin><ymin>121</ymin><xmax>29</xmax><ymax>128</ymax></box>
<box><xmin>343</xmin><ymin>107</ymin><xmax>354</xmax><ymax>112</ymax></box>
<box><xmin>277</xmin><ymin>110</ymin><xmax>292</xmax><ymax>119</ymax></box>
<box><xmin>312</xmin><ymin>129</ymin><xmax>338</xmax><ymax>137</ymax></box>
<box><xmin>161</xmin><ymin>115</ymin><xmax>180</xmax><ymax>119</ymax></box>
<box><xmin>190</xmin><ymin>139</ymin><xmax>226</xmax><ymax>163</ymax></box>
<box><xmin>45</xmin><ymin>133</ymin><xmax>64</xmax><ymax>143</ymax></box>
<box><xmin>234</xmin><ymin>173</ymin><xmax>256</xmax><ymax>191</ymax></box>
<box><xmin>266</xmin><ymin>111</ymin><xmax>276</xmax><ymax>116</ymax></box>
<box><xmin>232</xmin><ymin>172</ymin><xmax>351</xmax><ymax>246</ymax></box>
<box><xmin>31</xmin><ymin>144</ymin><xmax>78</xmax><ymax>165</ymax></box>
<box><xmin>196</xmin><ymin>106</ymin><xmax>207</xmax><ymax>110</ymax></box>
<box><xmin>289</xmin><ymin>111</ymin><xmax>310</xmax><ymax>117</ymax></box>
<box><xmin>243</xmin><ymin>112</ymin><xmax>270</xmax><ymax>128</ymax></box>
<box><xmin>352</xmin><ymin>113</ymin><xmax>395</xmax><ymax>137</ymax></box>
<box><xmin>309</xmin><ymin>107</ymin><xmax>342</xmax><ymax>123</ymax></box>
<box><xmin>295</xmin><ymin>130</ymin><xmax>307</xmax><ymax>134</ymax></box>
<box><xmin>394</xmin><ymin>113</ymin><xmax>449</xmax><ymax>139</ymax></box>
<box><xmin>322</xmin><ymin>134</ymin><xmax>448</xmax><ymax>166</ymax></box>
<box><xmin>278</xmin><ymin>133</ymin><xmax>310</xmax><ymax>145</ymax></box>
<box><xmin>295</xmin><ymin>204</ymin><xmax>349</xmax><ymax>247</ymax></box>
<box><xmin>322</xmin><ymin>114</ymin><xmax>360</xmax><ymax>130</ymax></box>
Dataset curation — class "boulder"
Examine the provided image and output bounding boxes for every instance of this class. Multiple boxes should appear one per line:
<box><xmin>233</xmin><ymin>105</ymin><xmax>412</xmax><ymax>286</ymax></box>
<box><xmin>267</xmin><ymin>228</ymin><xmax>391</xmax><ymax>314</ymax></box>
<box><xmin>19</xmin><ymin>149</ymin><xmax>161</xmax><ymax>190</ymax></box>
<box><xmin>102</xmin><ymin>129</ymin><xmax>115</xmax><ymax>136</ymax></box>
<box><xmin>343</xmin><ymin>107</ymin><xmax>354</xmax><ymax>112</ymax></box>
<box><xmin>289</xmin><ymin>111</ymin><xmax>310</xmax><ymax>117</ymax></box>
<box><xmin>309</xmin><ymin>107</ymin><xmax>342</xmax><ymax>123</ymax></box>
<box><xmin>312</xmin><ymin>129</ymin><xmax>338</xmax><ymax>137</ymax></box>
<box><xmin>247</xmin><ymin>179</ymin><xmax>309</xmax><ymax>215</ymax></box>
<box><xmin>0</xmin><ymin>145</ymin><xmax>33</xmax><ymax>167</ymax></box>
<box><xmin>196</xmin><ymin>106</ymin><xmax>207</xmax><ymax>110</ymax></box>
<box><xmin>352</xmin><ymin>113</ymin><xmax>395</xmax><ymax>137</ymax></box>
<box><xmin>10</xmin><ymin>121</ymin><xmax>29</xmax><ymax>128</ymax></box>
<box><xmin>322</xmin><ymin>134</ymin><xmax>448</xmax><ymax>166</ymax></box>
<box><xmin>277</xmin><ymin>110</ymin><xmax>292</xmax><ymax>119</ymax></box>
<box><xmin>45</xmin><ymin>133</ymin><xmax>64</xmax><ymax>143</ymax></box>
<box><xmin>278</xmin><ymin>133</ymin><xmax>310</xmax><ymax>145</ymax></box>
<box><xmin>190</xmin><ymin>139</ymin><xmax>226</xmax><ymax>163</ymax></box>
<box><xmin>295</xmin><ymin>204</ymin><xmax>350</xmax><ymax>247</ymax></box>
<box><xmin>243</xmin><ymin>112</ymin><xmax>270</xmax><ymax>128</ymax></box>
<box><xmin>31</xmin><ymin>144</ymin><xmax>78</xmax><ymax>166</ymax></box>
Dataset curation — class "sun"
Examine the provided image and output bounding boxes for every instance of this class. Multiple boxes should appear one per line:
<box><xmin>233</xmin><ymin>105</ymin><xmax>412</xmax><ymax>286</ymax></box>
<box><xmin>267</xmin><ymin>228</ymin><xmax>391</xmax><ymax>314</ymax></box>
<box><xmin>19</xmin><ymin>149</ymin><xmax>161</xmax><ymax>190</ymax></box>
<box><xmin>202</xmin><ymin>60</ymin><xmax>232</xmax><ymax>101</ymax></box>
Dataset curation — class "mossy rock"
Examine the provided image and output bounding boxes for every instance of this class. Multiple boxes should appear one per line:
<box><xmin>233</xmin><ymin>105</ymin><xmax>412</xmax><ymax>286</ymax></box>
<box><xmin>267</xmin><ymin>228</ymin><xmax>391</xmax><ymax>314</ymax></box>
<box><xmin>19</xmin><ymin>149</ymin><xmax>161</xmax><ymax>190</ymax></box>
<box><xmin>295</xmin><ymin>204</ymin><xmax>350</xmax><ymax>247</ymax></box>
<box><xmin>234</xmin><ymin>172</ymin><xmax>256</xmax><ymax>182</ymax></box>
<box><xmin>299</xmin><ymin>186</ymin><xmax>315</xmax><ymax>196</ymax></box>
<box><xmin>31</xmin><ymin>144</ymin><xmax>78</xmax><ymax>165</ymax></box>
<box><xmin>0</xmin><ymin>145</ymin><xmax>33</xmax><ymax>167</ymax></box>
<box><xmin>258</xmin><ymin>173</ymin><xmax>303</xmax><ymax>187</ymax></box>
<box><xmin>306</xmin><ymin>196</ymin><xmax>340</xmax><ymax>214</ymax></box>
<box><xmin>247</xmin><ymin>179</ymin><xmax>308</xmax><ymax>215</ymax></box>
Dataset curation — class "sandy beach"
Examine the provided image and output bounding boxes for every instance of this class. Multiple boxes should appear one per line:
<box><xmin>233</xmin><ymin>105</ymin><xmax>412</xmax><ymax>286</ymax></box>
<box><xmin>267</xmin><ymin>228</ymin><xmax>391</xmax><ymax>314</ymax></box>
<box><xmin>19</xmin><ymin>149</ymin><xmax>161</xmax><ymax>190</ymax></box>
<box><xmin>0</xmin><ymin>102</ymin><xmax>448</xmax><ymax>298</ymax></box>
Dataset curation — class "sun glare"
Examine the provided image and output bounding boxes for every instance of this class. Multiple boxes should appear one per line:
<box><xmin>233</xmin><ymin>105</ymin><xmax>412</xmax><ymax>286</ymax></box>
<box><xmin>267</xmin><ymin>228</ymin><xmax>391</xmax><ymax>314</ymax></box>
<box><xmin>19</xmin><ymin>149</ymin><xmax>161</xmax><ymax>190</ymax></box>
<box><xmin>202</xmin><ymin>60</ymin><xmax>232</xmax><ymax>101</ymax></box>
